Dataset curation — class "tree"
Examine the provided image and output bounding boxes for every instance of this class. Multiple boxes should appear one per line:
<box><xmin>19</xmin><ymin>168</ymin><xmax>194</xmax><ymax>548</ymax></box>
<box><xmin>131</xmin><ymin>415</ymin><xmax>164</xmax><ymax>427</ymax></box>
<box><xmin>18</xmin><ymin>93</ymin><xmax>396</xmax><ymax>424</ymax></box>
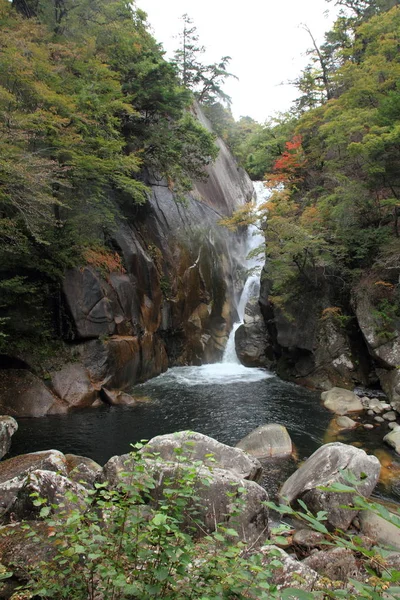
<box><xmin>173</xmin><ymin>14</ymin><xmax>237</xmax><ymax>105</ymax></box>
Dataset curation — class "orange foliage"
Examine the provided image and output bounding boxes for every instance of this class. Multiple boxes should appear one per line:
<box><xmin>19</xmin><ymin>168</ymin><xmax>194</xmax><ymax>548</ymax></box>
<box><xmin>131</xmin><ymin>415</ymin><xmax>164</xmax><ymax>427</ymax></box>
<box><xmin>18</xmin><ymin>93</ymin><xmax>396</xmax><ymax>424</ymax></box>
<box><xmin>321</xmin><ymin>306</ymin><xmax>342</xmax><ymax>320</ymax></box>
<box><xmin>83</xmin><ymin>247</ymin><xmax>126</xmax><ymax>275</ymax></box>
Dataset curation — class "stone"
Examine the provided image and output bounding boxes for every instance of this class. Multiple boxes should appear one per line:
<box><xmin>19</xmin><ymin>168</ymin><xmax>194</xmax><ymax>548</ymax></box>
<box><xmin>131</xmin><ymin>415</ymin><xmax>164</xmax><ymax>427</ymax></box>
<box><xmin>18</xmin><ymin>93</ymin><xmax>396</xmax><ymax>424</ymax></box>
<box><xmin>359</xmin><ymin>509</ymin><xmax>400</xmax><ymax>551</ymax></box>
<box><xmin>259</xmin><ymin>545</ymin><xmax>319</xmax><ymax>592</ymax></box>
<box><xmin>364</xmin><ymin>424</ymin><xmax>374</xmax><ymax>430</ymax></box>
<box><xmin>10</xmin><ymin>469</ymin><xmax>87</xmax><ymax>521</ymax></box>
<box><xmin>292</xmin><ymin>529</ymin><xmax>326</xmax><ymax>548</ymax></box>
<box><xmin>384</xmin><ymin>430</ymin><xmax>400</xmax><ymax>455</ymax></box>
<box><xmin>0</xmin><ymin>417</ymin><xmax>18</xmax><ymax>460</ymax></box>
<box><xmin>336</xmin><ymin>416</ymin><xmax>357</xmax><ymax>430</ymax></box>
<box><xmin>235</xmin><ymin>424</ymin><xmax>293</xmax><ymax>458</ymax></box>
<box><xmin>374</xmin><ymin>416</ymin><xmax>384</xmax><ymax>423</ymax></box>
<box><xmin>51</xmin><ymin>363</ymin><xmax>98</xmax><ymax>410</ymax></box>
<box><xmin>321</xmin><ymin>387</ymin><xmax>363</xmax><ymax>415</ymax></box>
<box><xmin>0</xmin><ymin>450</ymin><xmax>67</xmax><ymax>514</ymax></box>
<box><xmin>101</xmin><ymin>388</ymin><xmax>136</xmax><ymax>407</ymax></box>
<box><xmin>141</xmin><ymin>431</ymin><xmax>262</xmax><ymax>481</ymax></box>
<box><xmin>65</xmin><ymin>454</ymin><xmax>102</xmax><ymax>488</ymax></box>
<box><xmin>0</xmin><ymin>370</ymin><xmax>66</xmax><ymax>418</ymax></box>
<box><xmin>101</xmin><ymin>455</ymin><xmax>269</xmax><ymax>544</ymax></box>
<box><xmin>234</xmin><ymin>298</ymin><xmax>274</xmax><ymax>368</ymax></box>
<box><xmin>383</xmin><ymin>411</ymin><xmax>397</xmax><ymax>421</ymax></box>
<box><xmin>388</xmin><ymin>422</ymin><xmax>400</xmax><ymax>430</ymax></box>
<box><xmin>303</xmin><ymin>547</ymin><xmax>360</xmax><ymax>582</ymax></box>
<box><xmin>279</xmin><ymin>442</ymin><xmax>381</xmax><ymax>531</ymax></box>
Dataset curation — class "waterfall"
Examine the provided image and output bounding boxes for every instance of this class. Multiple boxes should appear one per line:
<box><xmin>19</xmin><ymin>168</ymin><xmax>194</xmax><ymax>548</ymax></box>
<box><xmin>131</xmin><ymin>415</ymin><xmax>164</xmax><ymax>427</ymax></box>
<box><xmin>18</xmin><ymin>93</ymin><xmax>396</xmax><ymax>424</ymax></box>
<box><xmin>222</xmin><ymin>181</ymin><xmax>268</xmax><ymax>364</ymax></box>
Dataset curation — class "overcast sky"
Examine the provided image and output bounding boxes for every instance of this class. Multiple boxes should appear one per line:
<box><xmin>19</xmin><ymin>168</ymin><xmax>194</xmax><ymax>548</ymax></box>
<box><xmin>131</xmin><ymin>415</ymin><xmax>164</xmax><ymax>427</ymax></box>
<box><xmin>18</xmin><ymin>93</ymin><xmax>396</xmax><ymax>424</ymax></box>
<box><xmin>137</xmin><ymin>0</ymin><xmax>340</xmax><ymax>123</ymax></box>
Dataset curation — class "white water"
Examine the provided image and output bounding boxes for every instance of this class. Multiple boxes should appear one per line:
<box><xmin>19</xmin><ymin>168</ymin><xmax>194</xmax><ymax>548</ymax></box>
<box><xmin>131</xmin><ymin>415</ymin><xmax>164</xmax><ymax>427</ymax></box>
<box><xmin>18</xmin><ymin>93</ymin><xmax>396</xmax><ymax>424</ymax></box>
<box><xmin>222</xmin><ymin>181</ymin><xmax>268</xmax><ymax>365</ymax></box>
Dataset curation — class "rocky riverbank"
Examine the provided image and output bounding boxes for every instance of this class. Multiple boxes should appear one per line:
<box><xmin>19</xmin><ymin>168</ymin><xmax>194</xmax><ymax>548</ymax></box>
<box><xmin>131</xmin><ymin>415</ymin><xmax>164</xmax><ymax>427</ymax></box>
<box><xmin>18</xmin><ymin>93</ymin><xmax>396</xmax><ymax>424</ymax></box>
<box><xmin>0</xmin><ymin>426</ymin><xmax>399</xmax><ymax>598</ymax></box>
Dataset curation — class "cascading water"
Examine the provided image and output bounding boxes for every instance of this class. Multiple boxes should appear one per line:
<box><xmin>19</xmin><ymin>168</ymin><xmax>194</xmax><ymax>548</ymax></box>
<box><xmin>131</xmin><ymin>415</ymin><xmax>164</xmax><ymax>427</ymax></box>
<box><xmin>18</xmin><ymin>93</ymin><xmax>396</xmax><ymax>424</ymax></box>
<box><xmin>222</xmin><ymin>181</ymin><xmax>268</xmax><ymax>365</ymax></box>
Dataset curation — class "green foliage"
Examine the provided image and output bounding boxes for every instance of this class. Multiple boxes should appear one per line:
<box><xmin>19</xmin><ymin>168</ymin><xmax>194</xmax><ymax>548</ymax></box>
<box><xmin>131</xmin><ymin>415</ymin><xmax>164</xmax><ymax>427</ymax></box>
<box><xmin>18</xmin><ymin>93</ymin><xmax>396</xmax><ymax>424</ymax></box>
<box><xmin>0</xmin><ymin>0</ymin><xmax>219</xmax><ymax>357</ymax></box>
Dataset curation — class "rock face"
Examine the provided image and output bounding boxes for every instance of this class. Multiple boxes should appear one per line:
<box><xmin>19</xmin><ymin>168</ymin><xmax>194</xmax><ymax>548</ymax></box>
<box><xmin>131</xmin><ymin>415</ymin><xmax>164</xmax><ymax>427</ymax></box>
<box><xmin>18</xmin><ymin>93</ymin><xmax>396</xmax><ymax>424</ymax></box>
<box><xmin>0</xmin><ymin>106</ymin><xmax>254</xmax><ymax>417</ymax></box>
<box><xmin>235</xmin><ymin>298</ymin><xmax>274</xmax><ymax>368</ymax></box>
<box><xmin>0</xmin><ymin>416</ymin><xmax>18</xmax><ymax>460</ymax></box>
<box><xmin>279</xmin><ymin>442</ymin><xmax>381</xmax><ymax>530</ymax></box>
<box><xmin>321</xmin><ymin>387</ymin><xmax>364</xmax><ymax>415</ymax></box>
<box><xmin>236</xmin><ymin>424</ymin><xmax>293</xmax><ymax>458</ymax></box>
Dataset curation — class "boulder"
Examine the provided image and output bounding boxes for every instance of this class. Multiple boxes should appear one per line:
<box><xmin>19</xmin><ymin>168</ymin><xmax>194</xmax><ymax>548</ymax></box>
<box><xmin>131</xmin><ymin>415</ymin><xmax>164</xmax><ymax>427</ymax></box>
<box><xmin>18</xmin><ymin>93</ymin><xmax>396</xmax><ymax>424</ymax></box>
<box><xmin>51</xmin><ymin>363</ymin><xmax>98</xmax><ymax>410</ymax></box>
<box><xmin>292</xmin><ymin>529</ymin><xmax>326</xmax><ymax>548</ymax></box>
<box><xmin>0</xmin><ymin>417</ymin><xmax>18</xmax><ymax>460</ymax></box>
<box><xmin>359</xmin><ymin>509</ymin><xmax>400</xmax><ymax>550</ymax></box>
<box><xmin>0</xmin><ymin>450</ymin><xmax>67</xmax><ymax>514</ymax></box>
<box><xmin>10</xmin><ymin>469</ymin><xmax>87</xmax><ymax>521</ymax></box>
<box><xmin>101</xmin><ymin>454</ymin><xmax>269</xmax><ymax>544</ymax></box>
<box><xmin>336</xmin><ymin>416</ymin><xmax>357</xmax><ymax>430</ymax></box>
<box><xmin>141</xmin><ymin>431</ymin><xmax>262</xmax><ymax>481</ymax></box>
<box><xmin>321</xmin><ymin>387</ymin><xmax>364</xmax><ymax>415</ymax></box>
<box><xmin>259</xmin><ymin>545</ymin><xmax>319</xmax><ymax>592</ymax></box>
<box><xmin>384</xmin><ymin>430</ymin><xmax>400</xmax><ymax>455</ymax></box>
<box><xmin>236</xmin><ymin>424</ymin><xmax>293</xmax><ymax>459</ymax></box>
<box><xmin>383</xmin><ymin>411</ymin><xmax>397</xmax><ymax>421</ymax></box>
<box><xmin>378</xmin><ymin>368</ymin><xmax>400</xmax><ymax>412</ymax></box>
<box><xmin>303</xmin><ymin>547</ymin><xmax>360</xmax><ymax>582</ymax></box>
<box><xmin>101</xmin><ymin>388</ymin><xmax>136</xmax><ymax>406</ymax></box>
<box><xmin>235</xmin><ymin>298</ymin><xmax>274</xmax><ymax>368</ymax></box>
<box><xmin>279</xmin><ymin>442</ymin><xmax>381</xmax><ymax>530</ymax></box>
<box><xmin>65</xmin><ymin>454</ymin><xmax>102</xmax><ymax>488</ymax></box>
<box><xmin>0</xmin><ymin>370</ymin><xmax>66</xmax><ymax>417</ymax></box>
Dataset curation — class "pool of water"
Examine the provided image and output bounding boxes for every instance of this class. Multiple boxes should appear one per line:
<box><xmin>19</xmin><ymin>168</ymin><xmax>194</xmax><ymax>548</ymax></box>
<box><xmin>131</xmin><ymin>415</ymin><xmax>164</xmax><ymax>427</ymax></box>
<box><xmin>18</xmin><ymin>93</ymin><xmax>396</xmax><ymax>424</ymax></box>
<box><xmin>9</xmin><ymin>364</ymin><xmax>400</xmax><ymax>503</ymax></box>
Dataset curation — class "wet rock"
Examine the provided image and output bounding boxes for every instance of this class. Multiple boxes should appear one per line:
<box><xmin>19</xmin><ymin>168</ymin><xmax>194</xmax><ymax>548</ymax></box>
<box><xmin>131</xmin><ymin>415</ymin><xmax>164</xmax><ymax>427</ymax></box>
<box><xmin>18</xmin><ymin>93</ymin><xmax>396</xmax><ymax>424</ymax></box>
<box><xmin>321</xmin><ymin>387</ymin><xmax>363</xmax><ymax>415</ymax></box>
<box><xmin>141</xmin><ymin>431</ymin><xmax>262</xmax><ymax>481</ymax></box>
<box><xmin>259</xmin><ymin>545</ymin><xmax>319</xmax><ymax>591</ymax></box>
<box><xmin>101</xmin><ymin>388</ymin><xmax>136</xmax><ymax>406</ymax></box>
<box><xmin>384</xmin><ymin>430</ymin><xmax>400</xmax><ymax>455</ymax></box>
<box><xmin>0</xmin><ymin>417</ymin><xmax>18</xmax><ymax>460</ymax></box>
<box><xmin>51</xmin><ymin>363</ymin><xmax>98</xmax><ymax>410</ymax></box>
<box><xmin>10</xmin><ymin>469</ymin><xmax>87</xmax><ymax>520</ymax></box>
<box><xmin>388</xmin><ymin>422</ymin><xmax>400</xmax><ymax>430</ymax></box>
<box><xmin>359</xmin><ymin>509</ymin><xmax>400</xmax><ymax>550</ymax></box>
<box><xmin>0</xmin><ymin>450</ymin><xmax>67</xmax><ymax>514</ymax></box>
<box><xmin>235</xmin><ymin>298</ymin><xmax>274</xmax><ymax>368</ymax></box>
<box><xmin>65</xmin><ymin>454</ymin><xmax>102</xmax><ymax>488</ymax></box>
<box><xmin>236</xmin><ymin>424</ymin><xmax>293</xmax><ymax>459</ymax></box>
<box><xmin>279</xmin><ymin>442</ymin><xmax>380</xmax><ymax>531</ymax></box>
<box><xmin>383</xmin><ymin>411</ymin><xmax>397</xmax><ymax>421</ymax></box>
<box><xmin>0</xmin><ymin>370</ymin><xmax>66</xmax><ymax>418</ymax></box>
<box><xmin>303</xmin><ymin>547</ymin><xmax>360</xmax><ymax>582</ymax></box>
<box><xmin>364</xmin><ymin>424</ymin><xmax>374</xmax><ymax>430</ymax></box>
<box><xmin>336</xmin><ymin>416</ymin><xmax>357</xmax><ymax>430</ymax></box>
<box><xmin>292</xmin><ymin>529</ymin><xmax>326</xmax><ymax>548</ymax></box>
<box><xmin>374</xmin><ymin>416</ymin><xmax>384</xmax><ymax>423</ymax></box>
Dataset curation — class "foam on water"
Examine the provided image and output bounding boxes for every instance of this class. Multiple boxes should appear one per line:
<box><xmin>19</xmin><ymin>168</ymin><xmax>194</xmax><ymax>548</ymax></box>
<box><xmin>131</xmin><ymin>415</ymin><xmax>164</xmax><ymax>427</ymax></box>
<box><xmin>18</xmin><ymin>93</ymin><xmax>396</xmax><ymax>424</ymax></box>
<box><xmin>150</xmin><ymin>364</ymin><xmax>273</xmax><ymax>386</ymax></box>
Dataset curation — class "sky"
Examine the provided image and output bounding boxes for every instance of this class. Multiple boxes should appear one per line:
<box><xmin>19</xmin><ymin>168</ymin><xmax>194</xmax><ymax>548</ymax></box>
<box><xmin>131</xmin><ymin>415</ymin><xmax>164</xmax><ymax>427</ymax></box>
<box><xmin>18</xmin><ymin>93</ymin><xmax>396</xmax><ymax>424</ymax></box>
<box><xmin>137</xmin><ymin>0</ymin><xmax>340</xmax><ymax>123</ymax></box>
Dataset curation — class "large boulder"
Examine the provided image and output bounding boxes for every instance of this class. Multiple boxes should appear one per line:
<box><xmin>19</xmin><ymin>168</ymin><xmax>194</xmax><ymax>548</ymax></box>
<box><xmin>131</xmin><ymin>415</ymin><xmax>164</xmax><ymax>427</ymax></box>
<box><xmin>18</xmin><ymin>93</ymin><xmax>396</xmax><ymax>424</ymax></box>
<box><xmin>321</xmin><ymin>387</ymin><xmax>364</xmax><ymax>415</ymax></box>
<box><xmin>0</xmin><ymin>370</ymin><xmax>66</xmax><ymax>417</ymax></box>
<box><xmin>359</xmin><ymin>509</ymin><xmax>400</xmax><ymax>550</ymax></box>
<box><xmin>50</xmin><ymin>363</ymin><xmax>98</xmax><ymax>410</ymax></box>
<box><xmin>236</xmin><ymin>424</ymin><xmax>293</xmax><ymax>459</ymax></box>
<box><xmin>279</xmin><ymin>442</ymin><xmax>380</xmax><ymax>530</ymax></box>
<box><xmin>65</xmin><ymin>454</ymin><xmax>102</xmax><ymax>488</ymax></box>
<box><xmin>258</xmin><ymin>545</ymin><xmax>319</xmax><ymax>592</ymax></box>
<box><xmin>303</xmin><ymin>547</ymin><xmax>360</xmax><ymax>582</ymax></box>
<box><xmin>0</xmin><ymin>450</ymin><xmax>67</xmax><ymax>514</ymax></box>
<box><xmin>10</xmin><ymin>469</ymin><xmax>87</xmax><ymax>521</ymax></box>
<box><xmin>0</xmin><ymin>416</ymin><xmax>18</xmax><ymax>460</ymax></box>
<box><xmin>141</xmin><ymin>431</ymin><xmax>262</xmax><ymax>481</ymax></box>
<box><xmin>102</xmin><ymin>454</ymin><xmax>269</xmax><ymax>544</ymax></box>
